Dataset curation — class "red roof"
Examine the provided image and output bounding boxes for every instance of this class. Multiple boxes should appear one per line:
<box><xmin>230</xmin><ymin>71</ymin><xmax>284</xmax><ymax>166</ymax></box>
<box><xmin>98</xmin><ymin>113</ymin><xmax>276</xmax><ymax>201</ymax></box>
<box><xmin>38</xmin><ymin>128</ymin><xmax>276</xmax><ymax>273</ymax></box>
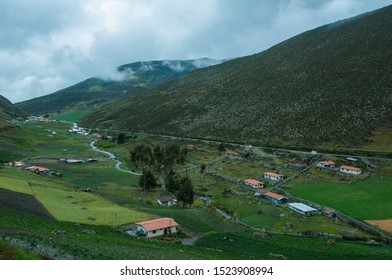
<box><xmin>136</xmin><ymin>218</ymin><xmax>179</xmax><ymax>231</ymax></box>
<box><xmin>225</xmin><ymin>151</ymin><xmax>239</xmax><ymax>156</ymax></box>
<box><xmin>264</xmin><ymin>172</ymin><xmax>284</xmax><ymax>177</ymax></box>
<box><xmin>340</xmin><ymin>166</ymin><xmax>361</xmax><ymax>171</ymax></box>
<box><xmin>264</xmin><ymin>192</ymin><xmax>287</xmax><ymax>200</ymax></box>
<box><xmin>245</xmin><ymin>179</ymin><xmax>263</xmax><ymax>185</ymax></box>
<box><xmin>319</xmin><ymin>160</ymin><xmax>336</xmax><ymax>165</ymax></box>
<box><xmin>291</xmin><ymin>159</ymin><xmax>307</xmax><ymax>165</ymax></box>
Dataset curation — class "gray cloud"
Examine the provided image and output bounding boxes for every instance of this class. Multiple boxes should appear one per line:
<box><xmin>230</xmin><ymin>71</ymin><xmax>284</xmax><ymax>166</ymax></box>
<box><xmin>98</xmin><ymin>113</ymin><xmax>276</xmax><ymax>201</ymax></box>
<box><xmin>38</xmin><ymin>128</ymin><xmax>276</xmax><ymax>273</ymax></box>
<box><xmin>0</xmin><ymin>0</ymin><xmax>391</xmax><ymax>102</ymax></box>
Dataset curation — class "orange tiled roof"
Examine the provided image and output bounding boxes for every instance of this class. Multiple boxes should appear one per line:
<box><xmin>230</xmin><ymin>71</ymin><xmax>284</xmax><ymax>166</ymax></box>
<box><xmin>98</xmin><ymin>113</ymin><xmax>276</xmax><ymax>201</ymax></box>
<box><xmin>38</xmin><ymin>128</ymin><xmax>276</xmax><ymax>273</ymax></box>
<box><xmin>265</xmin><ymin>192</ymin><xmax>287</xmax><ymax>200</ymax></box>
<box><xmin>136</xmin><ymin>218</ymin><xmax>179</xmax><ymax>231</ymax></box>
<box><xmin>245</xmin><ymin>179</ymin><xmax>263</xmax><ymax>185</ymax></box>
<box><xmin>225</xmin><ymin>151</ymin><xmax>239</xmax><ymax>156</ymax></box>
<box><xmin>264</xmin><ymin>172</ymin><xmax>284</xmax><ymax>177</ymax></box>
<box><xmin>340</xmin><ymin>166</ymin><xmax>361</xmax><ymax>171</ymax></box>
<box><xmin>319</xmin><ymin>160</ymin><xmax>336</xmax><ymax>165</ymax></box>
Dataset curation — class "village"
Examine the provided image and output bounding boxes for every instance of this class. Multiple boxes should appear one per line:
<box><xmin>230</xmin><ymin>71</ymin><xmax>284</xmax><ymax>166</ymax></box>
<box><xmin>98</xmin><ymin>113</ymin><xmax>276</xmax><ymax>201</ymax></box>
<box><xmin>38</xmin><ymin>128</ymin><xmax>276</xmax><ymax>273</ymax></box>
<box><xmin>4</xmin><ymin>118</ymin><xmax>390</xmax><ymax>242</ymax></box>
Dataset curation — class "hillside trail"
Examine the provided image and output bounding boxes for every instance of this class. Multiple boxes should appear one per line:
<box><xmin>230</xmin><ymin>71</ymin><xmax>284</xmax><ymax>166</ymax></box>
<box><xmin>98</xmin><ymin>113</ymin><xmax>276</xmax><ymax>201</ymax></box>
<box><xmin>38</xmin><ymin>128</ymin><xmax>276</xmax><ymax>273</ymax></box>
<box><xmin>89</xmin><ymin>141</ymin><xmax>141</xmax><ymax>175</ymax></box>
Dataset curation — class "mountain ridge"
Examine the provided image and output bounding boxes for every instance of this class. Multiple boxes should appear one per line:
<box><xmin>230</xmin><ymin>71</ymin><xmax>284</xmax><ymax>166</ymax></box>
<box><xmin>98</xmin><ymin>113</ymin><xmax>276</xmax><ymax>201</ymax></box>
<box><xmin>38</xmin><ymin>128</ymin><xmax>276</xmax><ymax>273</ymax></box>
<box><xmin>16</xmin><ymin>58</ymin><xmax>224</xmax><ymax>115</ymax></box>
<box><xmin>80</xmin><ymin>5</ymin><xmax>392</xmax><ymax>149</ymax></box>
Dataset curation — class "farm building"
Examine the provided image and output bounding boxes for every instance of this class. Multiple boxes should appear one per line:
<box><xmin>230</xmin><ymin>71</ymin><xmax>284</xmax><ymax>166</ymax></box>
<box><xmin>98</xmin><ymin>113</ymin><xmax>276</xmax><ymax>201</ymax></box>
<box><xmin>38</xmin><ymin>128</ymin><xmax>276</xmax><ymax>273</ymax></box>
<box><xmin>288</xmin><ymin>203</ymin><xmax>317</xmax><ymax>216</ymax></box>
<box><xmin>340</xmin><ymin>165</ymin><xmax>362</xmax><ymax>175</ymax></box>
<box><xmin>26</xmin><ymin>166</ymin><xmax>49</xmax><ymax>174</ymax></box>
<box><xmin>225</xmin><ymin>151</ymin><xmax>240</xmax><ymax>159</ymax></box>
<box><xmin>134</xmin><ymin>218</ymin><xmax>179</xmax><ymax>238</ymax></box>
<box><xmin>157</xmin><ymin>195</ymin><xmax>177</xmax><ymax>206</ymax></box>
<box><xmin>244</xmin><ymin>179</ymin><xmax>264</xmax><ymax>189</ymax></box>
<box><xmin>263</xmin><ymin>172</ymin><xmax>284</xmax><ymax>181</ymax></box>
<box><xmin>317</xmin><ymin>160</ymin><xmax>336</xmax><ymax>169</ymax></box>
<box><xmin>262</xmin><ymin>191</ymin><xmax>288</xmax><ymax>204</ymax></box>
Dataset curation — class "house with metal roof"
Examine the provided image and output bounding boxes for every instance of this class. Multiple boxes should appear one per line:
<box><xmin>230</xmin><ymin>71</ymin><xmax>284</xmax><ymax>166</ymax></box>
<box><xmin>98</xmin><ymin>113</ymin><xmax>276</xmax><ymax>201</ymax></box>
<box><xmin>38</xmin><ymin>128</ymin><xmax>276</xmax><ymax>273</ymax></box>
<box><xmin>288</xmin><ymin>203</ymin><xmax>317</xmax><ymax>216</ymax></box>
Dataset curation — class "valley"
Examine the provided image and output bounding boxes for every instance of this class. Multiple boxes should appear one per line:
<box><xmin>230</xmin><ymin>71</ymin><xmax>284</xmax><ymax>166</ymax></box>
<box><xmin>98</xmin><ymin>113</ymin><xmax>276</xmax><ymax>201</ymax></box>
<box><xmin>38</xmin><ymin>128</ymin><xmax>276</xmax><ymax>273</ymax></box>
<box><xmin>1</xmin><ymin>117</ymin><xmax>391</xmax><ymax>259</ymax></box>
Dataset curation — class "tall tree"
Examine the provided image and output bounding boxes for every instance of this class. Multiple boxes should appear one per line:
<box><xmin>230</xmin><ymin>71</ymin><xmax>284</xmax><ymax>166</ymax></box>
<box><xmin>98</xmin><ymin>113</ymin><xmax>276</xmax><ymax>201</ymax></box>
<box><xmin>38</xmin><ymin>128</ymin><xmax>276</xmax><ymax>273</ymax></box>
<box><xmin>177</xmin><ymin>177</ymin><xmax>194</xmax><ymax>207</ymax></box>
<box><xmin>117</xmin><ymin>132</ymin><xmax>126</xmax><ymax>144</ymax></box>
<box><xmin>138</xmin><ymin>170</ymin><xmax>158</xmax><ymax>192</ymax></box>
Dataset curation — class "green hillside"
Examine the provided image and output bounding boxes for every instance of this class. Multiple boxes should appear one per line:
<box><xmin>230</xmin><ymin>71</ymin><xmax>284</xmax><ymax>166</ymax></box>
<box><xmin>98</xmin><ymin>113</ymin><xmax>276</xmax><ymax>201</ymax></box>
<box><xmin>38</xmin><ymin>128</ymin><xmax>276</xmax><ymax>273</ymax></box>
<box><xmin>0</xmin><ymin>95</ymin><xmax>28</xmax><ymax>161</ymax></box>
<box><xmin>16</xmin><ymin>58</ymin><xmax>224</xmax><ymax>115</ymax></box>
<box><xmin>81</xmin><ymin>5</ymin><xmax>392</xmax><ymax>150</ymax></box>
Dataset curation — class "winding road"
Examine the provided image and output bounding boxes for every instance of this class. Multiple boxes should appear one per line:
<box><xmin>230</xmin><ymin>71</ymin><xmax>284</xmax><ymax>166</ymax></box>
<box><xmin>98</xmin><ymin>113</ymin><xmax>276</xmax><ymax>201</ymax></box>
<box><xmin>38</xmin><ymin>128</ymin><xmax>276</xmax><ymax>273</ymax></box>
<box><xmin>89</xmin><ymin>141</ymin><xmax>142</xmax><ymax>175</ymax></box>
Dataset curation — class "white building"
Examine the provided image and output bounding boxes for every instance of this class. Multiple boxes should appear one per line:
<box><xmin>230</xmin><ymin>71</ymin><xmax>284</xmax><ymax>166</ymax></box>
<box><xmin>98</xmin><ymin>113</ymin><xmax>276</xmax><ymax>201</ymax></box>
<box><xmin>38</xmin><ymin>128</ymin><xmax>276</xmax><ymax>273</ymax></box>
<box><xmin>340</xmin><ymin>165</ymin><xmax>362</xmax><ymax>175</ymax></box>
<box><xmin>244</xmin><ymin>179</ymin><xmax>264</xmax><ymax>189</ymax></box>
<box><xmin>317</xmin><ymin>160</ymin><xmax>336</xmax><ymax>168</ymax></box>
<box><xmin>288</xmin><ymin>203</ymin><xmax>317</xmax><ymax>216</ymax></box>
<box><xmin>135</xmin><ymin>218</ymin><xmax>179</xmax><ymax>238</ymax></box>
<box><xmin>263</xmin><ymin>172</ymin><xmax>284</xmax><ymax>181</ymax></box>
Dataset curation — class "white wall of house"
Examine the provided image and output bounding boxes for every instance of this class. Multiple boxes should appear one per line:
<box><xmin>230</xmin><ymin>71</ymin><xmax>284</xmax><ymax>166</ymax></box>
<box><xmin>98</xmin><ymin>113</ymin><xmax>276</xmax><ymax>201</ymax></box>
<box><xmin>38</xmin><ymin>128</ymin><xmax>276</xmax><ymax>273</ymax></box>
<box><xmin>340</xmin><ymin>168</ymin><xmax>361</xmax><ymax>175</ymax></box>
<box><xmin>146</xmin><ymin>226</ymin><xmax>178</xmax><ymax>238</ymax></box>
<box><xmin>264</xmin><ymin>174</ymin><xmax>284</xmax><ymax>181</ymax></box>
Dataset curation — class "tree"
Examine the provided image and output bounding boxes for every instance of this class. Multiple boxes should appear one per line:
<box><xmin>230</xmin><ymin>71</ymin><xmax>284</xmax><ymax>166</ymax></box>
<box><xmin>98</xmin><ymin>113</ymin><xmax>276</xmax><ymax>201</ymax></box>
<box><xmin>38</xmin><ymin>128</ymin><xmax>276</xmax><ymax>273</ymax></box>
<box><xmin>165</xmin><ymin>170</ymin><xmax>180</xmax><ymax>194</ymax></box>
<box><xmin>177</xmin><ymin>177</ymin><xmax>194</xmax><ymax>207</ymax></box>
<box><xmin>200</xmin><ymin>163</ymin><xmax>207</xmax><ymax>173</ymax></box>
<box><xmin>117</xmin><ymin>132</ymin><xmax>126</xmax><ymax>144</ymax></box>
<box><xmin>138</xmin><ymin>170</ymin><xmax>158</xmax><ymax>192</ymax></box>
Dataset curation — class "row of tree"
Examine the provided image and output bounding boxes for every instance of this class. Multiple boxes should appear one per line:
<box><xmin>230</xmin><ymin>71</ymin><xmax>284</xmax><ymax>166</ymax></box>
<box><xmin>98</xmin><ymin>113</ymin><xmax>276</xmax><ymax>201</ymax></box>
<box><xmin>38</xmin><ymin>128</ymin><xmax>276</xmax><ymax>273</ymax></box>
<box><xmin>130</xmin><ymin>143</ymin><xmax>194</xmax><ymax>206</ymax></box>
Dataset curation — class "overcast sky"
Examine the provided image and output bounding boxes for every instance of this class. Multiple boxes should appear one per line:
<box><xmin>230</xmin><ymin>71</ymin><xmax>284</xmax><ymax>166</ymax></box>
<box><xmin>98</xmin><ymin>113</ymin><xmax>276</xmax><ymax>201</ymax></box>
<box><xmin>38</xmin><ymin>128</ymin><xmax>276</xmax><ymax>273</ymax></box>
<box><xmin>1</xmin><ymin>0</ymin><xmax>391</xmax><ymax>103</ymax></box>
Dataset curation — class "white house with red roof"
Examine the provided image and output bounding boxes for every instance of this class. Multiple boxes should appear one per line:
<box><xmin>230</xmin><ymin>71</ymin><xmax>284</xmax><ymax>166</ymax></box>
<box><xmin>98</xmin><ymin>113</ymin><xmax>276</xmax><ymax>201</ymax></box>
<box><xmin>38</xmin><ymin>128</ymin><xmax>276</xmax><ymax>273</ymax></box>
<box><xmin>340</xmin><ymin>165</ymin><xmax>362</xmax><ymax>175</ymax></box>
<box><xmin>135</xmin><ymin>218</ymin><xmax>179</xmax><ymax>238</ymax></box>
<box><xmin>317</xmin><ymin>160</ymin><xmax>336</xmax><ymax>168</ymax></box>
<box><xmin>244</xmin><ymin>179</ymin><xmax>264</xmax><ymax>189</ymax></box>
<box><xmin>263</xmin><ymin>172</ymin><xmax>284</xmax><ymax>181</ymax></box>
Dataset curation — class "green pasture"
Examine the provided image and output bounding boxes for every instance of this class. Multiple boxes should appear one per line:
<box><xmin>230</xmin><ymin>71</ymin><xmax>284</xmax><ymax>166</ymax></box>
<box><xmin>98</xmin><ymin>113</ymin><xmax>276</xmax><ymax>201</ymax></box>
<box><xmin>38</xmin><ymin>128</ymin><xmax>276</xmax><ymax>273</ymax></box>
<box><xmin>0</xmin><ymin>170</ymin><xmax>153</xmax><ymax>226</ymax></box>
<box><xmin>214</xmin><ymin>195</ymin><xmax>368</xmax><ymax>237</ymax></box>
<box><xmin>51</xmin><ymin>111</ymin><xmax>91</xmax><ymax>122</ymax></box>
<box><xmin>289</xmin><ymin>176</ymin><xmax>392</xmax><ymax>220</ymax></box>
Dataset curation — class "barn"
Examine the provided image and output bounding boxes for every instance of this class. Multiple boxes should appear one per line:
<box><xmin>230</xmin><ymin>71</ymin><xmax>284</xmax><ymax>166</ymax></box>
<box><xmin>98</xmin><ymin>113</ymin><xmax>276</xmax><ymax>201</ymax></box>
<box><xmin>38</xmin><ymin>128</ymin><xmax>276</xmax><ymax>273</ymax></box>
<box><xmin>288</xmin><ymin>203</ymin><xmax>317</xmax><ymax>216</ymax></box>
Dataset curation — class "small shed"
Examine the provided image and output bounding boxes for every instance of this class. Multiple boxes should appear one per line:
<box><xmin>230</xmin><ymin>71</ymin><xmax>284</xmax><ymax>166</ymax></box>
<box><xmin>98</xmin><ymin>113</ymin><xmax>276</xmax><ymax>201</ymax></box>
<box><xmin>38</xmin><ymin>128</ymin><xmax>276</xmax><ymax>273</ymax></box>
<box><xmin>157</xmin><ymin>195</ymin><xmax>177</xmax><ymax>206</ymax></box>
<box><xmin>288</xmin><ymin>203</ymin><xmax>317</xmax><ymax>216</ymax></box>
<box><xmin>225</xmin><ymin>151</ymin><xmax>240</xmax><ymax>159</ymax></box>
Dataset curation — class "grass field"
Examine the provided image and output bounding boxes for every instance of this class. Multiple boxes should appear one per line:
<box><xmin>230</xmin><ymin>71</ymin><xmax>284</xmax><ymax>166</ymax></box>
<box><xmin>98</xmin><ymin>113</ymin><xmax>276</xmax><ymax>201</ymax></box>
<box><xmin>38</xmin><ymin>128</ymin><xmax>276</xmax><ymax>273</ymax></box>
<box><xmin>51</xmin><ymin>111</ymin><xmax>91</xmax><ymax>122</ymax></box>
<box><xmin>289</xmin><ymin>176</ymin><xmax>392</xmax><ymax>220</ymax></box>
<box><xmin>0</xmin><ymin>169</ymin><xmax>153</xmax><ymax>225</ymax></box>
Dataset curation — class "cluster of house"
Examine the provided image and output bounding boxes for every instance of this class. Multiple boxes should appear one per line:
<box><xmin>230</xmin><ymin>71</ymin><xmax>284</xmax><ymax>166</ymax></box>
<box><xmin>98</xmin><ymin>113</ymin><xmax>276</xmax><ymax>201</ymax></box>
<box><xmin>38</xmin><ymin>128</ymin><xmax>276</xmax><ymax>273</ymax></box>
<box><xmin>317</xmin><ymin>160</ymin><xmax>362</xmax><ymax>175</ymax></box>
<box><xmin>69</xmin><ymin>124</ymin><xmax>89</xmax><ymax>136</ymax></box>
<box><xmin>27</xmin><ymin>116</ymin><xmax>52</xmax><ymax>122</ymax></box>
<box><xmin>244</xmin><ymin>171</ymin><xmax>285</xmax><ymax>190</ymax></box>
<box><xmin>8</xmin><ymin>161</ymin><xmax>61</xmax><ymax>178</ymax></box>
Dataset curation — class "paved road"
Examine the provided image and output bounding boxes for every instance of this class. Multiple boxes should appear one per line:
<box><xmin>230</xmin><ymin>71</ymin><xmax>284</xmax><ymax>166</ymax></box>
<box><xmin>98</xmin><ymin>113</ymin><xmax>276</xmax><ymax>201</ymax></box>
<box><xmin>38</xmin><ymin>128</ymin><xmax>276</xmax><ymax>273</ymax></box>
<box><xmin>89</xmin><ymin>141</ymin><xmax>141</xmax><ymax>175</ymax></box>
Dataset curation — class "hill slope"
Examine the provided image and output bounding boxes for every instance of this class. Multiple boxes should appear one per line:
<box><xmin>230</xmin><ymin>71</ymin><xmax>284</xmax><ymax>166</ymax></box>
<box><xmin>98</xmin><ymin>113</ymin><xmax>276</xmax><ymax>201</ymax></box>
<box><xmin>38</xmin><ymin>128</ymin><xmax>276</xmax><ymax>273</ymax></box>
<box><xmin>16</xmin><ymin>58</ymin><xmax>223</xmax><ymax>115</ymax></box>
<box><xmin>81</xmin><ymin>5</ymin><xmax>392</xmax><ymax>149</ymax></box>
<box><xmin>0</xmin><ymin>95</ymin><xmax>27</xmax><ymax>122</ymax></box>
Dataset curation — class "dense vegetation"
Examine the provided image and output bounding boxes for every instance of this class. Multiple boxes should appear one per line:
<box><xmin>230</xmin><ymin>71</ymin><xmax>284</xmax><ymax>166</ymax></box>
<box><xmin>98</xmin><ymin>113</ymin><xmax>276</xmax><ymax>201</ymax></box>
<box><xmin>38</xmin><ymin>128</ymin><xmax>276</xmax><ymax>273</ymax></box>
<box><xmin>81</xmin><ymin>5</ymin><xmax>392</xmax><ymax>149</ymax></box>
<box><xmin>16</xmin><ymin>58</ymin><xmax>223</xmax><ymax>115</ymax></box>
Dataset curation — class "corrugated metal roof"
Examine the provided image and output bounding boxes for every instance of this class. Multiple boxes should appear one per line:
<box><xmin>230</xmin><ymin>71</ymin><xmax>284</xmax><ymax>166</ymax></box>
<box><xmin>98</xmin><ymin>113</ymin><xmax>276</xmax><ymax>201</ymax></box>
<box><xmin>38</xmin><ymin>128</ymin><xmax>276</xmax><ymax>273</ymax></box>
<box><xmin>289</xmin><ymin>203</ymin><xmax>317</xmax><ymax>212</ymax></box>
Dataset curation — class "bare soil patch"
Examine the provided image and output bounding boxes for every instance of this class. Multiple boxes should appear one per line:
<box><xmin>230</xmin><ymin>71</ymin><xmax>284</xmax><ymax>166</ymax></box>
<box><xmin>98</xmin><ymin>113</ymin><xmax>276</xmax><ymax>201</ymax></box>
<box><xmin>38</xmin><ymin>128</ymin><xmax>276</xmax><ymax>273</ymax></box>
<box><xmin>365</xmin><ymin>219</ymin><xmax>392</xmax><ymax>233</ymax></box>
